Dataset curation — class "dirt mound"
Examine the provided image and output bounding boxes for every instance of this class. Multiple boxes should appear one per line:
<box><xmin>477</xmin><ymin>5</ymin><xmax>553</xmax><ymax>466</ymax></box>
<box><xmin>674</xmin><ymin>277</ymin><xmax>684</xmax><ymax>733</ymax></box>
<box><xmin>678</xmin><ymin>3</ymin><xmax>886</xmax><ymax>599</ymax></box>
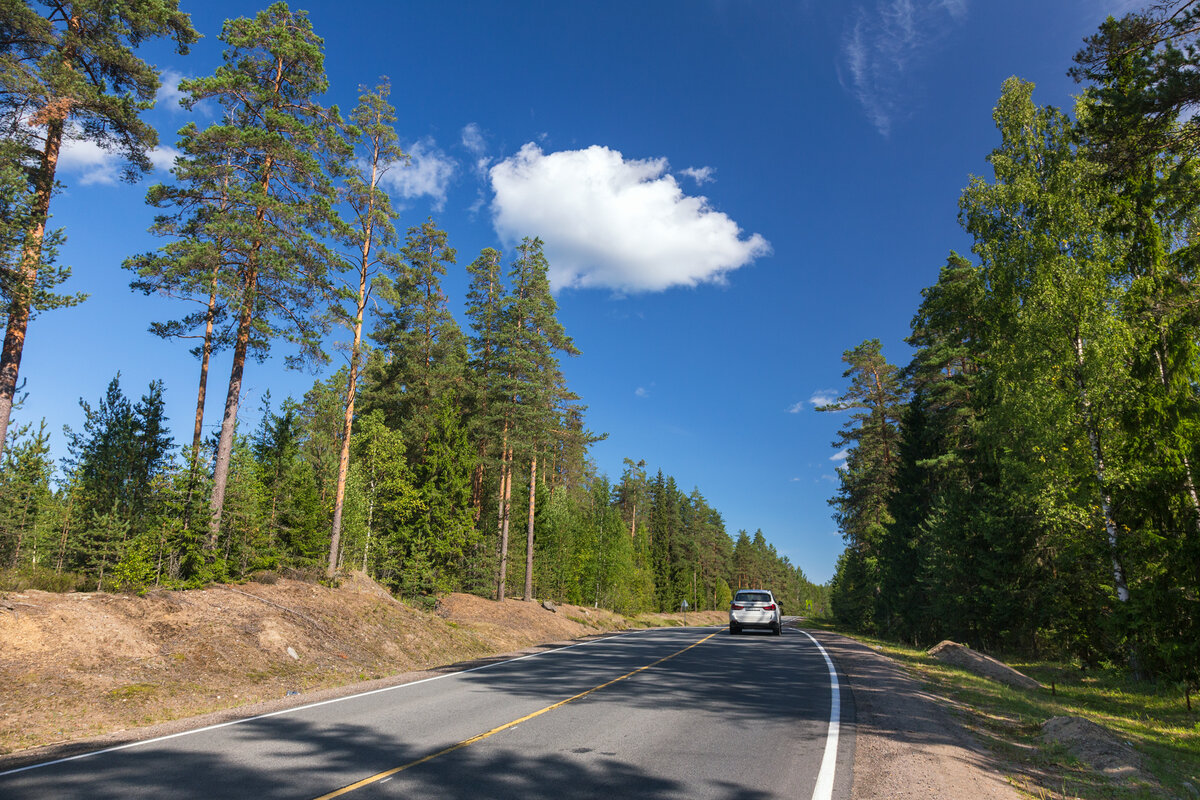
<box><xmin>0</xmin><ymin>577</ymin><xmax>724</xmax><ymax>757</ymax></box>
<box><xmin>0</xmin><ymin>577</ymin><xmax>598</xmax><ymax>754</ymax></box>
<box><xmin>927</xmin><ymin>640</ymin><xmax>1041</xmax><ymax>690</ymax></box>
<box><xmin>1042</xmin><ymin>715</ymin><xmax>1157</xmax><ymax>789</ymax></box>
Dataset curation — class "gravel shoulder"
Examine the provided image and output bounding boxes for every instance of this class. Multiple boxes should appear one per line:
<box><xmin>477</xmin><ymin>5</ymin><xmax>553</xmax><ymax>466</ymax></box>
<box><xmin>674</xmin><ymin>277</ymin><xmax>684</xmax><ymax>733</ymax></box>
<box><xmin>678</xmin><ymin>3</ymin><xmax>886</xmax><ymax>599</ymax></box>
<box><xmin>808</xmin><ymin>630</ymin><xmax>1022</xmax><ymax>800</ymax></box>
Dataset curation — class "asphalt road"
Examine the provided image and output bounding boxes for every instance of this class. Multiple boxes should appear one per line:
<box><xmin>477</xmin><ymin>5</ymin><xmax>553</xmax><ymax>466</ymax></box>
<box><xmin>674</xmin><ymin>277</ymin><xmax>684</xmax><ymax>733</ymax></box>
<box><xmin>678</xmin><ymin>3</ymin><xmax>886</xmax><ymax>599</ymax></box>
<box><xmin>0</xmin><ymin>624</ymin><xmax>853</xmax><ymax>799</ymax></box>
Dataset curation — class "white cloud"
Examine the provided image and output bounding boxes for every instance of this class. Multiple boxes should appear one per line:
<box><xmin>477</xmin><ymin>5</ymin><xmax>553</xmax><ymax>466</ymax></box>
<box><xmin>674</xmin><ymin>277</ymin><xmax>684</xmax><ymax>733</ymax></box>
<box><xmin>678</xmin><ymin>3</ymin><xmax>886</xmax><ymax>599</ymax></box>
<box><xmin>149</xmin><ymin>145</ymin><xmax>180</xmax><ymax>172</ymax></box>
<box><xmin>156</xmin><ymin>69</ymin><xmax>188</xmax><ymax>111</ymax></box>
<box><xmin>57</xmin><ymin>134</ymin><xmax>179</xmax><ymax>185</ymax></box>
<box><xmin>635</xmin><ymin>386</ymin><xmax>649</xmax><ymax>398</ymax></box>
<box><xmin>462</xmin><ymin>123</ymin><xmax>486</xmax><ymax>156</ymax></box>
<box><xmin>840</xmin><ymin>0</ymin><xmax>969</xmax><ymax>136</ymax></box>
<box><xmin>380</xmin><ymin>138</ymin><xmax>456</xmax><ymax>211</ymax></box>
<box><xmin>809</xmin><ymin>391</ymin><xmax>837</xmax><ymax>407</ymax></box>
<box><xmin>787</xmin><ymin>401</ymin><xmax>804</xmax><ymax>414</ymax></box>
<box><xmin>461</xmin><ymin>122</ymin><xmax>492</xmax><ymax>179</ymax></box>
<box><xmin>58</xmin><ymin>138</ymin><xmax>119</xmax><ymax>185</ymax></box>
<box><xmin>680</xmin><ymin>166</ymin><xmax>715</xmax><ymax>185</ymax></box>
<box><xmin>489</xmin><ymin>143</ymin><xmax>770</xmax><ymax>293</ymax></box>
<box><xmin>831</xmin><ymin>449</ymin><xmax>849</xmax><ymax>462</ymax></box>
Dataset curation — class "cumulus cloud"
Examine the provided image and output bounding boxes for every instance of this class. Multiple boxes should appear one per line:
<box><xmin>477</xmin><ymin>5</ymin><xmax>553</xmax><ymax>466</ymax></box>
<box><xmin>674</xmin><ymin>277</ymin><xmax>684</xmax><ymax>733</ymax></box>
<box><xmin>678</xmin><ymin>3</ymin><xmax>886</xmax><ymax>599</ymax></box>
<box><xmin>680</xmin><ymin>166</ymin><xmax>715</xmax><ymax>185</ymax></box>
<box><xmin>489</xmin><ymin>144</ymin><xmax>770</xmax><ymax>293</ymax></box>
<box><xmin>58</xmin><ymin>138</ymin><xmax>120</xmax><ymax>185</ymax></box>
<box><xmin>380</xmin><ymin>138</ymin><xmax>456</xmax><ymax>211</ymax></box>
<box><xmin>787</xmin><ymin>401</ymin><xmax>804</xmax><ymax>414</ymax></box>
<box><xmin>149</xmin><ymin>145</ymin><xmax>180</xmax><ymax>172</ymax></box>
<box><xmin>831</xmin><ymin>449</ymin><xmax>849</xmax><ymax>462</ymax></box>
<box><xmin>57</xmin><ymin>135</ymin><xmax>179</xmax><ymax>185</ymax></box>
<box><xmin>841</xmin><ymin>0</ymin><xmax>968</xmax><ymax>135</ymax></box>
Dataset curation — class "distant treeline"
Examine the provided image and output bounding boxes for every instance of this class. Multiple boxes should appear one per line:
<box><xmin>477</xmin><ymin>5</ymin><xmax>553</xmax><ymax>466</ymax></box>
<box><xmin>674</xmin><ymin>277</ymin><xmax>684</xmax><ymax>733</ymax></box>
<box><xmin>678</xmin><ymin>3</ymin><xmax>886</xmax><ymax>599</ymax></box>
<box><xmin>0</xmin><ymin>2</ymin><xmax>826</xmax><ymax>618</ymax></box>
<box><xmin>822</xmin><ymin>5</ymin><xmax>1200</xmax><ymax>685</ymax></box>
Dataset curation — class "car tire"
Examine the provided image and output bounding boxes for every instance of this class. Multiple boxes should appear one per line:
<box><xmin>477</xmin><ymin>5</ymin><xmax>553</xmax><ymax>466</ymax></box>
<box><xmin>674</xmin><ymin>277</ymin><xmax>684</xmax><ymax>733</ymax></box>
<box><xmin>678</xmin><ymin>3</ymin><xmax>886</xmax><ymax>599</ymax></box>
<box><xmin>729</xmin><ymin>623</ymin><xmax>740</xmax><ymax>635</ymax></box>
<box><xmin>774</xmin><ymin>622</ymin><xmax>782</xmax><ymax>636</ymax></box>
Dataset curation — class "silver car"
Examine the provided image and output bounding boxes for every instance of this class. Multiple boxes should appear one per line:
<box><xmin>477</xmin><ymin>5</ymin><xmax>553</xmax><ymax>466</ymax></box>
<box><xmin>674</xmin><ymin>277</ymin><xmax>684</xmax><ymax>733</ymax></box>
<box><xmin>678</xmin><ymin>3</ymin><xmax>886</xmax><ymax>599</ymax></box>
<box><xmin>729</xmin><ymin>589</ymin><xmax>782</xmax><ymax>635</ymax></box>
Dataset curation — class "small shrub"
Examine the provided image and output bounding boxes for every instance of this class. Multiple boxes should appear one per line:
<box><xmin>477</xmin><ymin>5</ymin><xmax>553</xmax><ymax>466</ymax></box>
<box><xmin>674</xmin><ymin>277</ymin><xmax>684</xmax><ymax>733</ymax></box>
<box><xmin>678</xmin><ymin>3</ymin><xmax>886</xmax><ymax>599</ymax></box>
<box><xmin>0</xmin><ymin>566</ymin><xmax>89</xmax><ymax>593</ymax></box>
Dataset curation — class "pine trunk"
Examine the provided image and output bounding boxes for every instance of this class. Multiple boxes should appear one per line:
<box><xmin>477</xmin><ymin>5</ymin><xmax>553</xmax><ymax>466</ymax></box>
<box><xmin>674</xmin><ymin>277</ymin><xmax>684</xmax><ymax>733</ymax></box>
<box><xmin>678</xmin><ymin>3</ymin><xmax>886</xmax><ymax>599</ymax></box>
<box><xmin>207</xmin><ymin>262</ymin><xmax>257</xmax><ymax>550</ymax></box>
<box><xmin>496</xmin><ymin>438</ymin><xmax>512</xmax><ymax>601</ymax></box>
<box><xmin>0</xmin><ymin>116</ymin><xmax>63</xmax><ymax>463</ymax></box>
<box><xmin>524</xmin><ymin>454</ymin><xmax>537</xmax><ymax>601</ymax></box>
<box><xmin>328</xmin><ymin>224</ymin><xmax>372</xmax><ymax>578</ymax></box>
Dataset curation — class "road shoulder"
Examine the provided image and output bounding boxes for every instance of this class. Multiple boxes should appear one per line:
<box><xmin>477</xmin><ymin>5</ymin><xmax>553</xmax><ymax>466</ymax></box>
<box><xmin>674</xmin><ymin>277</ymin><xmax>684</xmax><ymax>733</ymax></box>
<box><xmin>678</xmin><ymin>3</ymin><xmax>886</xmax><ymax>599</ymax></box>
<box><xmin>806</xmin><ymin>630</ymin><xmax>1022</xmax><ymax>800</ymax></box>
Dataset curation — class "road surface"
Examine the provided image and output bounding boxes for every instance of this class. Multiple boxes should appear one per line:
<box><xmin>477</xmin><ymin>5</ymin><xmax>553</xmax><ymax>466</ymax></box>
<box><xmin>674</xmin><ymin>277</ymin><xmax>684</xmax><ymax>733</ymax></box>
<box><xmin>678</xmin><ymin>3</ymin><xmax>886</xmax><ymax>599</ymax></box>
<box><xmin>0</xmin><ymin>624</ymin><xmax>852</xmax><ymax>799</ymax></box>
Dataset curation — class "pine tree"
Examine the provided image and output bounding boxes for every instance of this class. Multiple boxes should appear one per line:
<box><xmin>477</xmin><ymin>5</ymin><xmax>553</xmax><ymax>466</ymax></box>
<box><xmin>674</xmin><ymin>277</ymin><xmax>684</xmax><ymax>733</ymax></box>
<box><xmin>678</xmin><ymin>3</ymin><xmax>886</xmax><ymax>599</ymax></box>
<box><xmin>0</xmin><ymin>0</ymin><xmax>197</xmax><ymax>461</ymax></box>
<box><xmin>817</xmin><ymin>339</ymin><xmax>904</xmax><ymax>630</ymax></box>
<box><xmin>167</xmin><ymin>3</ymin><xmax>348</xmax><ymax>549</ymax></box>
<box><xmin>326</xmin><ymin>81</ymin><xmax>407</xmax><ymax>578</ymax></box>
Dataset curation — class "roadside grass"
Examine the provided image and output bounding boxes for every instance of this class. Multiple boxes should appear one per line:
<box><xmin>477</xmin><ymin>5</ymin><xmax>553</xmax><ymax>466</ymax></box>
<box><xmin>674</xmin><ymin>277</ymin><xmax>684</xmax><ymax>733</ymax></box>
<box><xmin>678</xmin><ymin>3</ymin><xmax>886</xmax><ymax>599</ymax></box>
<box><xmin>803</xmin><ymin>619</ymin><xmax>1200</xmax><ymax>800</ymax></box>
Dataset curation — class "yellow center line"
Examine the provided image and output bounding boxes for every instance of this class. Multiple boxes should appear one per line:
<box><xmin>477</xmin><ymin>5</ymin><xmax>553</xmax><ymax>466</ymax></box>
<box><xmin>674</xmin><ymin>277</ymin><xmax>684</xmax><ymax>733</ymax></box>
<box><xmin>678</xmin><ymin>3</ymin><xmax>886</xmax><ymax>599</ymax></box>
<box><xmin>312</xmin><ymin>631</ymin><xmax>718</xmax><ymax>799</ymax></box>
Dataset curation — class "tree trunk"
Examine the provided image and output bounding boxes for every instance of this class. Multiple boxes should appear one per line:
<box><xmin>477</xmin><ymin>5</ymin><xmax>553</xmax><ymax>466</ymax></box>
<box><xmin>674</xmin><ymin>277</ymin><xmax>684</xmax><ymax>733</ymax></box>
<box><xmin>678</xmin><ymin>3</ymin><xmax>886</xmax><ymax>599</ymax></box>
<box><xmin>207</xmin><ymin>264</ymin><xmax>256</xmax><ymax>550</ymax></box>
<box><xmin>496</xmin><ymin>442</ymin><xmax>512</xmax><ymax>601</ymax></box>
<box><xmin>329</xmin><ymin>215</ymin><xmax>373</xmax><ymax>578</ymax></box>
<box><xmin>524</xmin><ymin>454</ymin><xmax>537</xmax><ymax>601</ymax></box>
<box><xmin>470</xmin><ymin>446</ymin><xmax>486</xmax><ymax>523</ymax></box>
<box><xmin>1073</xmin><ymin>333</ymin><xmax>1130</xmax><ymax>603</ymax></box>
<box><xmin>0</xmin><ymin>116</ymin><xmax>63</xmax><ymax>463</ymax></box>
<box><xmin>1153</xmin><ymin>345</ymin><xmax>1200</xmax><ymax>533</ymax></box>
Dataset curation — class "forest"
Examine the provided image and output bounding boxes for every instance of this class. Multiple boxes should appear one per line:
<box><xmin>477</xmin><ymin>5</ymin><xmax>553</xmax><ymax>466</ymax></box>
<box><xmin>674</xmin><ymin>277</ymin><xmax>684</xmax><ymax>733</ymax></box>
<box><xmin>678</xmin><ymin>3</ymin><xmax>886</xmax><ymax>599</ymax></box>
<box><xmin>823</xmin><ymin>3</ymin><xmax>1200</xmax><ymax>685</ymax></box>
<box><xmin>0</xmin><ymin>1</ymin><xmax>826</xmax><ymax>617</ymax></box>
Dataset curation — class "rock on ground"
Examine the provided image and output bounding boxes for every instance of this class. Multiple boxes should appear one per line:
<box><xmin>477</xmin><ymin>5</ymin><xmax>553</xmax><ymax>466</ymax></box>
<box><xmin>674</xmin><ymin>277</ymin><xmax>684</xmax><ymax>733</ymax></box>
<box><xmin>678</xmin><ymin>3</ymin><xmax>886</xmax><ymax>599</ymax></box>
<box><xmin>927</xmin><ymin>640</ymin><xmax>1041</xmax><ymax>690</ymax></box>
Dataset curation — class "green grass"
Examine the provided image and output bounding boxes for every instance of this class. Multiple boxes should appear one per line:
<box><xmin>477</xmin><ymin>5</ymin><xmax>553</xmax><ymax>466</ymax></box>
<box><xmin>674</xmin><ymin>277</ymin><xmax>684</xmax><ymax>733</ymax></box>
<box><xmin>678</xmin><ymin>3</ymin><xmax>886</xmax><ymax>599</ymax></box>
<box><xmin>806</xmin><ymin>621</ymin><xmax>1200</xmax><ymax>799</ymax></box>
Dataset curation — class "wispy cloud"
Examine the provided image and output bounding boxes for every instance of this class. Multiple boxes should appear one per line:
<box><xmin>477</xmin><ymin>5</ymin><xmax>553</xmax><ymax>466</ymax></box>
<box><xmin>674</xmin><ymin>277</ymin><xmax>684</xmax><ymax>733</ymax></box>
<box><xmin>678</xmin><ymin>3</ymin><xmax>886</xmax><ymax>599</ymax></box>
<box><xmin>680</xmin><ymin>166</ymin><xmax>715</xmax><ymax>185</ymax></box>
<box><xmin>787</xmin><ymin>401</ymin><xmax>804</xmax><ymax>413</ymax></box>
<box><xmin>635</xmin><ymin>386</ymin><xmax>649</xmax><ymax>398</ymax></box>
<box><xmin>809</xmin><ymin>391</ymin><xmax>837</xmax><ymax>408</ymax></box>
<box><xmin>461</xmin><ymin>122</ymin><xmax>491</xmax><ymax>176</ymax></box>
<box><xmin>155</xmin><ymin>69</ymin><xmax>188</xmax><ymax>111</ymax></box>
<box><xmin>380</xmin><ymin>137</ymin><xmax>456</xmax><ymax>211</ymax></box>
<box><xmin>831</xmin><ymin>449</ymin><xmax>849</xmax><ymax>462</ymax></box>
<box><xmin>840</xmin><ymin>0</ymin><xmax>969</xmax><ymax>136</ymax></box>
<box><xmin>489</xmin><ymin>143</ymin><xmax>770</xmax><ymax>293</ymax></box>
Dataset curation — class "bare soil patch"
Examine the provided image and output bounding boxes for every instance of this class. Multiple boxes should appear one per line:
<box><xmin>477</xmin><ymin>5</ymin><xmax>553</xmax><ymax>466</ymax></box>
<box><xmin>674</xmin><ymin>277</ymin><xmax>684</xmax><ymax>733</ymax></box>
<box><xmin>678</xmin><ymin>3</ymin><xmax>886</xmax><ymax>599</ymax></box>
<box><xmin>0</xmin><ymin>576</ymin><xmax>723</xmax><ymax>757</ymax></box>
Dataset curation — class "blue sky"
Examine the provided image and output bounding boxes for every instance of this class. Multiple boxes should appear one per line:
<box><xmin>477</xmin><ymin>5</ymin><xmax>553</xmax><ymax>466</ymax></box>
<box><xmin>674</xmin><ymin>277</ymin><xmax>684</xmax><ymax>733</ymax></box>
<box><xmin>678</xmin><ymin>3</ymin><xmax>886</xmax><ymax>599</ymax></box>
<box><xmin>17</xmin><ymin>0</ymin><xmax>1139</xmax><ymax>583</ymax></box>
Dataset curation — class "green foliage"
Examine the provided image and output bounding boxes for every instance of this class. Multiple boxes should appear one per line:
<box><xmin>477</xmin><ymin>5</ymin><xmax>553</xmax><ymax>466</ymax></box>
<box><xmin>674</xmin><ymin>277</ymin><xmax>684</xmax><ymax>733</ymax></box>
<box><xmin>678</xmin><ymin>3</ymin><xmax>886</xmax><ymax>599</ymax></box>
<box><xmin>826</xmin><ymin>20</ymin><xmax>1200</xmax><ymax>687</ymax></box>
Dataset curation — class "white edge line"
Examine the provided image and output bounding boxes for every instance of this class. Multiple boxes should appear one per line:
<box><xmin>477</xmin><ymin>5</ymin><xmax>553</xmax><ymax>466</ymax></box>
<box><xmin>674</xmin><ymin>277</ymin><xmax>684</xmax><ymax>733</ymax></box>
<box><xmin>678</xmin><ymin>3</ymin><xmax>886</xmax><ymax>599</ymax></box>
<box><xmin>0</xmin><ymin>629</ymin><xmax>665</xmax><ymax>778</ymax></box>
<box><xmin>800</xmin><ymin>630</ymin><xmax>840</xmax><ymax>800</ymax></box>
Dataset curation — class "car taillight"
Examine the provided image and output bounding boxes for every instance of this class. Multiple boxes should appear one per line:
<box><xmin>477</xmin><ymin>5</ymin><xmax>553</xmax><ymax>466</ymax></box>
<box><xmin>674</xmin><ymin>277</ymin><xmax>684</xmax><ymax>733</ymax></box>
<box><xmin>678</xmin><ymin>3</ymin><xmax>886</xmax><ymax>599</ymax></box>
<box><xmin>731</xmin><ymin>604</ymin><xmax>744</xmax><ymax>610</ymax></box>
<box><xmin>763</xmin><ymin>603</ymin><xmax>776</xmax><ymax>611</ymax></box>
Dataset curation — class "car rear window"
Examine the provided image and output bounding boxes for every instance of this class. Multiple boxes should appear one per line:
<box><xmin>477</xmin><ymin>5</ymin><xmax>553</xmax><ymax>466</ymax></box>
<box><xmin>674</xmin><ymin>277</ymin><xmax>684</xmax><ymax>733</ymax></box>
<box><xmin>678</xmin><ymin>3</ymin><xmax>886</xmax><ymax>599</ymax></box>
<box><xmin>735</xmin><ymin>592</ymin><xmax>771</xmax><ymax>603</ymax></box>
